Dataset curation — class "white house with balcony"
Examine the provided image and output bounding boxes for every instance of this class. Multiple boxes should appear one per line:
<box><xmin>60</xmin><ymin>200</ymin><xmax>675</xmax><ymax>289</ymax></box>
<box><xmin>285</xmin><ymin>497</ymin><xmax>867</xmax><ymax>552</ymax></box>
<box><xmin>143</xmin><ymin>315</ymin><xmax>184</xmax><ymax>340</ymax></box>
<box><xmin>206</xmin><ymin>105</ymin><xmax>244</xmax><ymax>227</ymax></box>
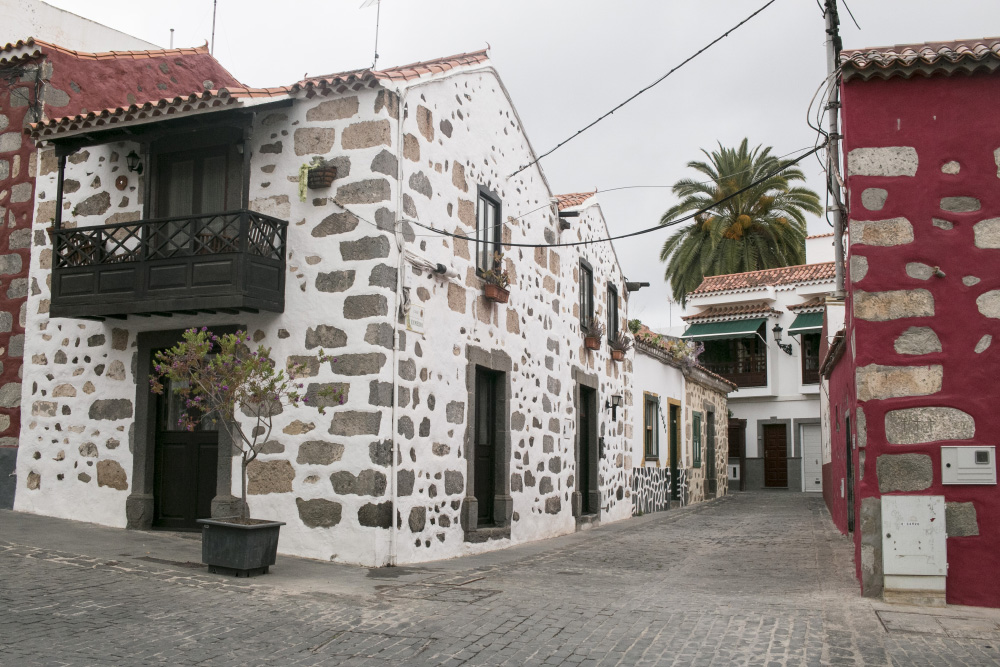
<box><xmin>679</xmin><ymin>234</ymin><xmax>835</xmax><ymax>492</ymax></box>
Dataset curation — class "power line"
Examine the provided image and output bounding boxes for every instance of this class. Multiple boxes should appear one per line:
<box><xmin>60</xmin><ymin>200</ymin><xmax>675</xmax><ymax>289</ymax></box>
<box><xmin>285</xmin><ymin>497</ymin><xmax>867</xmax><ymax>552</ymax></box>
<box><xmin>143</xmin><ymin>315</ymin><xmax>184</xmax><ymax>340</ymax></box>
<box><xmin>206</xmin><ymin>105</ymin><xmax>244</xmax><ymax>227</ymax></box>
<box><xmin>503</xmin><ymin>145</ymin><xmax>816</xmax><ymax>226</ymax></box>
<box><xmin>508</xmin><ymin>0</ymin><xmax>780</xmax><ymax>179</ymax></box>
<box><xmin>407</xmin><ymin>144</ymin><xmax>823</xmax><ymax>250</ymax></box>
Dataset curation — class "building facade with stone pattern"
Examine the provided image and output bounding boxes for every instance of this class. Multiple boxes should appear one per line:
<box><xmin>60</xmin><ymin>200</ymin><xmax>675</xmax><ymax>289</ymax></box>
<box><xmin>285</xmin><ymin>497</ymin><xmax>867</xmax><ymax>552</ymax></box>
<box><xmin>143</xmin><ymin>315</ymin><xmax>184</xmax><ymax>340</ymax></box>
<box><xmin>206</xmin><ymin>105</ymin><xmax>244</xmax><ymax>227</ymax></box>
<box><xmin>824</xmin><ymin>38</ymin><xmax>1000</xmax><ymax>607</ymax></box>
<box><xmin>0</xmin><ymin>37</ymin><xmax>236</xmax><ymax>508</ymax></box>
<box><xmin>630</xmin><ymin>325</ymin><xmax>733</xmax><ymax>514</ymax></box>
<box><xmin>13</xmin><ymin>46</ymin><xmax>634</xmax><ymax>566</ymax></box>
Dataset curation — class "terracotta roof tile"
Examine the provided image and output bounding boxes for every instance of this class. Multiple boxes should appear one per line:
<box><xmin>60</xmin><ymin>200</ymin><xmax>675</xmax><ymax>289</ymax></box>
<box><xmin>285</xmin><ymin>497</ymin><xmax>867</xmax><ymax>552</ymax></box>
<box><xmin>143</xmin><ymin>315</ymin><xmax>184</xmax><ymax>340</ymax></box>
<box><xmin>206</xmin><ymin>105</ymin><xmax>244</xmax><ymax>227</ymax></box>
<box><xmin>841</xmin><ymin>37</ymin><xmax>1000</xmax><ymax>81</ymax></box>
<box><xmin>302</xmin><ymin>49</ymin><xmax>489</xmax><ymax>87</ymax></box>
<box><xmin>691</xmin><ymin>365</ymin><xmax>739</xmax><ymax>390</ymax></box>
<box><xmin>555</xmin><ymin>191</ymin><xmax>596</xmax><ymax>211</ymax></box>
<box><xmin>806</xmin><ymin>232</ymin><xmax>833</xmax><ymax>239</ymax></box>
<box><xmin>788</xmin><ymin>297</ymin><xmax>826</xmax><ymax>312</ymax></box>
<box><xmin>681</xmin><ymin>302</ymin><xmax>780</xmax><ymax>322</ymax></box>
<box><xmin>29</xmin><ymin>48</ymin><xmax>491</xmax><ymax>141</ymax></box>
<box><xmin>689</xmin><ymin>262</ymin><xmax>835</xmax><ymax>297</ymax></box>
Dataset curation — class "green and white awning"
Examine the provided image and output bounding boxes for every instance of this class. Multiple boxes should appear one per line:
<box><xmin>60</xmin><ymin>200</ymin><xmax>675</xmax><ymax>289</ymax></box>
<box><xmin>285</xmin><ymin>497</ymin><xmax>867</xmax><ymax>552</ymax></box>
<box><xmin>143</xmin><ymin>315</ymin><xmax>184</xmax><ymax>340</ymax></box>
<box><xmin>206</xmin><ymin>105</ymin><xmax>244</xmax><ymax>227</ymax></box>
<box><xmin>681</xmin><ymin>318</ymin><xmax>766</xmax><ymax>341</ymax></box>
<box><xmin>787</xmin><ymin>311</ymin><xmax>823</xmax><ymax>335</ymax></box>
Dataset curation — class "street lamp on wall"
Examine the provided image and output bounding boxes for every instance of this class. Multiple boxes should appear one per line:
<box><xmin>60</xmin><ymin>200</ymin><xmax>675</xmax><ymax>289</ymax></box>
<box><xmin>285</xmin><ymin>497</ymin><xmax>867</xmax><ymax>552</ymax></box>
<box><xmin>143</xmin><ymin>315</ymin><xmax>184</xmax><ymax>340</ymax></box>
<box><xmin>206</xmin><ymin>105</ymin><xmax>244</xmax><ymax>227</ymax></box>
<box><xmin>771</xmin><ymin>323</ymin><xmax>794</xmax><ymax>356</ymax></box>
<box><xmin>605</xmin><ymin>394</ymin><xmax>623</xmax><ymax>421</ymax></box>
<box><xmin>125</xmin><ymin>150</ymin><xmax>143</xmax><ymax>175</ymax></box>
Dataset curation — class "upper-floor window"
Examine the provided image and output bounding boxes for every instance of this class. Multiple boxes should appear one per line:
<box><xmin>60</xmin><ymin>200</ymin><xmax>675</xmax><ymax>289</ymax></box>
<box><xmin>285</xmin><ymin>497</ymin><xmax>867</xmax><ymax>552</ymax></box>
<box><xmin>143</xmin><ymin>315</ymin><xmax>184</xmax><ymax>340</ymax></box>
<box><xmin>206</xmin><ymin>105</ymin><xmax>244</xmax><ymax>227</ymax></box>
<box><xmin>699</xmin><ymin>324</ymin><xmax>768</xmax><ymax>388</ymax></box>
<box><xmin>643</xmin><ymin>393</ymin><xmax>659</xmax><ymax>460</ymax></box>
<box><xmin>580</xmin><ymin>260</ymin><xmax>594</xmax><ymax>329</ymax></box>
<box><xmin>607</xmin><ymin>285</ymin><xmax>619</xmax><ymax>344</ymax></box>
<box><xmin>801</xmin><ymin>332</ymin><xmax>821</xmax><ymax>385</ymax></box>
<box><xmin>476</xmin><ymin>186</ymin><xmax>502</xmax><ymax>272</ymax></box>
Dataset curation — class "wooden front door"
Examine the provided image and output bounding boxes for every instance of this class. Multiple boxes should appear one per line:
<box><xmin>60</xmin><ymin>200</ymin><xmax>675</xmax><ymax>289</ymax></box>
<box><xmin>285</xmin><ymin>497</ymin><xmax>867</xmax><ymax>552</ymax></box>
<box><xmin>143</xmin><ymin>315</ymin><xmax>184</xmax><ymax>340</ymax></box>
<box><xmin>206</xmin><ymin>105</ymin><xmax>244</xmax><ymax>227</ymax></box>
<box><xmin>578</xmin><ymin>386</ymin><xmax>597</xmax><ymax>514</ymax></box>
<box><xmin>763</xmin><ymin>423</ymin><xmax>788</xmax><ymax>488</ymax></box>
<box><xmin>669</xmin><ymin>404</ymin><xmax>681</xmax><ymax>500</ymax></box>
<box><xmin>705</xmin><ymin>413</ymin><xmax>717</xmax><ymax>498</ymax></box>
<box><xmin>474</xmin><ymin>368</ymin><xmax>499</xmax><ymax>526</ymax></box>
<box><xmin>152</xmin><ymin>374</ymin><xmax>219</xmax><ymax>530</ymax></box>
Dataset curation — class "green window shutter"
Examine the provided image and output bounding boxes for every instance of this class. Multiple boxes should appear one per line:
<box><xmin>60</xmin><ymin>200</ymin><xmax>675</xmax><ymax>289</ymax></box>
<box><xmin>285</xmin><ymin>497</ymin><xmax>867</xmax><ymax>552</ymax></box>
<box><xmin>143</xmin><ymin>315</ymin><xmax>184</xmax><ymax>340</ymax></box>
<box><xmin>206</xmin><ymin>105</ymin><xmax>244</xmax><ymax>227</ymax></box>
<box><xmin>654</xmin><ymin>398</ymin><xmax>661</xmax><ymax>458</ymax></box>
<box><xmin>693</xmin><ymin>412</ymin><xmax>702</xmax><ymax>468</ymax></box>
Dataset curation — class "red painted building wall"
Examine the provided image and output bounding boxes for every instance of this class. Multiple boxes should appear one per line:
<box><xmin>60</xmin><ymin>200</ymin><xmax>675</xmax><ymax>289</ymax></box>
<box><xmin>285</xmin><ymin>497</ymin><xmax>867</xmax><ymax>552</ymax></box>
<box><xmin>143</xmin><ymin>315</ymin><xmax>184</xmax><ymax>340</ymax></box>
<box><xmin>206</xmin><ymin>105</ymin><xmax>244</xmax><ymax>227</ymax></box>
<box><xmin>832</xmin><ymin>63</ymin><xmax>1000</xmax><ymax>606</ymax></box>
<box><xmin>0</xmin><ymin>40</ymin><xmax>239</xmax><ymax>505</ymax></box>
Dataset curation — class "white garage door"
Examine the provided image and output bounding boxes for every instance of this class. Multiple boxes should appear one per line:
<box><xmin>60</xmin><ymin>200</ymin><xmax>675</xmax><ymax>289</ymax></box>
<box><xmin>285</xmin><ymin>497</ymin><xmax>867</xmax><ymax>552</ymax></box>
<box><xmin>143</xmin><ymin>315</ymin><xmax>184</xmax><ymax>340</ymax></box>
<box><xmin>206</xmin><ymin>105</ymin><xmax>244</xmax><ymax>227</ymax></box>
<box><xmin>801</xmin><ymin>423</ymin><xmax>823</xmax><ymax>492</ymax></box>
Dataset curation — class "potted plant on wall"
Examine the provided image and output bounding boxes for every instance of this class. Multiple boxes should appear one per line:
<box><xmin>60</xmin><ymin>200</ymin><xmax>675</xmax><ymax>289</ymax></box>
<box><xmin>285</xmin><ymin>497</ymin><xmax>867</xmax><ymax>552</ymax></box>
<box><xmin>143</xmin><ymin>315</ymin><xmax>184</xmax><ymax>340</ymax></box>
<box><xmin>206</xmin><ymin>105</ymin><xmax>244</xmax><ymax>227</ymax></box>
<box><xmin>609</xmin><ymin>331</ymin><xmax>633</xmax><ymax>362</ymax></box>
<box><xmin>306</xmin><ymin>156</ymin><xmax>338</xmax><ymax>189</ymax></box>
<box><xmin>151</xmin><ymin>327</ymin><xmax>342</xmax><ymax>577</ymax></box>
<box><xmin>482</xmin><ymin>251</ymin><xmax>512</xmax><ymax>303</ymax></box>
<box><xmin>583</xmin><ymin>318</ymin><xmax>605</xmax><ymax>351</ymax></box>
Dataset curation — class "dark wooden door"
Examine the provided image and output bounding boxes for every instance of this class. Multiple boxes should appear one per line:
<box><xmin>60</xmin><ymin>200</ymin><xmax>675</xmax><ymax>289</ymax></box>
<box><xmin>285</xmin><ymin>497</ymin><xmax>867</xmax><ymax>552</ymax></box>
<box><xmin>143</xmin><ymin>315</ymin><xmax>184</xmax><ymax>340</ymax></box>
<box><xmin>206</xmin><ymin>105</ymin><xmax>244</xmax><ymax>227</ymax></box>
<box><xmin>705</xmin><ymin>413</ymin><xmax>717</xmax><ymax>498</ymax></box>
<box><xmin>578</xmin><ymin>386</ymin><xmax>596</xmax><ymax>514</ymax></box>
<box><xmin>152</xmin><ymin>373</ymin><xmax>219</xmax><ymax>530</ymax></box>
<box><xmin>764</xmin><ymin>424</ymin><xmax>788</xmax><ymax>488</ymax></box>
<box><xmin>845</xmin><ymin>416</ymin><xmax>854</xmax><ymax>532</ymax></box>
<box><xmin>763</xmin><ymin>424</ymin><xmax>788</xmax><ymax>488</ymax></box>
<box><xmin>474</xmin><ymin>368</ymin><xmax>498</xmax><ymax>526</ymax></box>
<box><xmin>669</xmin><ymin>404</ymin><xmax>681</xmax><ymax>500</ymax></box>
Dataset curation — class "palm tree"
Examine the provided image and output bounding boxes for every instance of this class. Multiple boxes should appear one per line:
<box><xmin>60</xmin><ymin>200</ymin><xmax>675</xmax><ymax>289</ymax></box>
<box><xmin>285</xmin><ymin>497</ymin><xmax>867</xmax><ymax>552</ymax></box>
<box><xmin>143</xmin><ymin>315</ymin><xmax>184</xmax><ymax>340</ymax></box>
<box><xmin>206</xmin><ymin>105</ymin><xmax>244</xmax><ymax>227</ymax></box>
<box><xmin>659</xmin><ymin>139</ymin><xmax>823</xmax><ymax>304</ymax></box>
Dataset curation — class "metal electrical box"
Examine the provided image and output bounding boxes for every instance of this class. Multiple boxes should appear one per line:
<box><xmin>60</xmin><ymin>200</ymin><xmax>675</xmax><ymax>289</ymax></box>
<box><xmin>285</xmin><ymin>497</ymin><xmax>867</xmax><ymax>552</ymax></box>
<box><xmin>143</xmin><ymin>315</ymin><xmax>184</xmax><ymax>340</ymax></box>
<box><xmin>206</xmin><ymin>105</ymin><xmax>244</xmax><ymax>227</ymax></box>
<box><xmin>728</xmin><ymin>462</ymin><xmax>740</xmax><ymax>481</ymax></box>
<box><xmin>941</xmin><ymin>446</ymin><xmax>996</xmax><ymax>485</ymax></box>
<box><xmin>882</xmin><ymin>495</ymin><xmax>946</xmax><ymax>580</ymax></box>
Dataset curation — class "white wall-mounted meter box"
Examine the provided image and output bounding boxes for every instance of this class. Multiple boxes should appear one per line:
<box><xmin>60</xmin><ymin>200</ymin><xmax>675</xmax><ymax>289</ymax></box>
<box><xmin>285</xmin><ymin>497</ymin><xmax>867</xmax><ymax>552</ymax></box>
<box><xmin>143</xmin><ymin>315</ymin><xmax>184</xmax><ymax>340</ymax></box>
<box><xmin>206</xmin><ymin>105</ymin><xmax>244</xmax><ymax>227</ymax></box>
<box><xmin>941</xmin><ymin>446</ymin><xmax>996</xmax><ymax>485</ymax></box>
<box><xmin>882</xmin><ymin>495</ymin><xmax>947</xmax><ymax>598</ymax></box>
<box><xmin>728</xmin><ymin>463</ymin><xmax>740</xmax><ymax>481</ymax></box>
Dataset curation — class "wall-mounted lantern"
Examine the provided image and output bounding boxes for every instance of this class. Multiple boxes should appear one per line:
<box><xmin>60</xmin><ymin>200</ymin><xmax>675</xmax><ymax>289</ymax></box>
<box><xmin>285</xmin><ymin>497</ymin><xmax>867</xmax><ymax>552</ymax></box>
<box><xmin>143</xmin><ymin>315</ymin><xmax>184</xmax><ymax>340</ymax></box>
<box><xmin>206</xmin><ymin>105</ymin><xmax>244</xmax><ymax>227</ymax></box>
<box><xmin>126</xmin><ymin>150</ymin><xmax>144</xmax><ymax>175</ymax></box>
<box><xmin>605</xmin><ymin>394</ymin><xmax>623</xmax><ymax>421</ymax></box>
<box><xmin>771</xmin><ymin>323</ymin><xmax>794</xmax><ymax>356</ymax></box>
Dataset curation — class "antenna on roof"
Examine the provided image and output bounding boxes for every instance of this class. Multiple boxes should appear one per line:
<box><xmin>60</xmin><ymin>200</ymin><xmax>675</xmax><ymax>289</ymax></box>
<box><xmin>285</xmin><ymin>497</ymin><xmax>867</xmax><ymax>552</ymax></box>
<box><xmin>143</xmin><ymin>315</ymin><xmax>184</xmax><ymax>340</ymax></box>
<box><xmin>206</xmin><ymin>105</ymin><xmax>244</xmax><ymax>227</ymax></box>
<box><xmin>361</xmin><ymin>0</ymin><xmax>382</xmax><ymax>69</ymax></box>
<box><xmin>211</xmin><ymin>0</ymin><xmax>218</xmax><ymax>55</ymax></box>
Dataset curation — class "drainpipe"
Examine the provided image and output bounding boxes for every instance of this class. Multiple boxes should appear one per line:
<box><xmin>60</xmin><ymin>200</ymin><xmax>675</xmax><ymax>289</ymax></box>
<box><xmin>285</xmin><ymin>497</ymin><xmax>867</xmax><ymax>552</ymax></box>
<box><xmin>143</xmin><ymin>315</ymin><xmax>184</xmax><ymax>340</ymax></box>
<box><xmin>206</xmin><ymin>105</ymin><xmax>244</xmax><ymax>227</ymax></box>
<box><xmin>387</xmin><ymin>83</ymin><xmax>409</xmax><ymax>567</ymax></box>
<box><xmin>54</xmin><ymin>152</ymin><xmax>66</xmax><ymax>230</ymax></box>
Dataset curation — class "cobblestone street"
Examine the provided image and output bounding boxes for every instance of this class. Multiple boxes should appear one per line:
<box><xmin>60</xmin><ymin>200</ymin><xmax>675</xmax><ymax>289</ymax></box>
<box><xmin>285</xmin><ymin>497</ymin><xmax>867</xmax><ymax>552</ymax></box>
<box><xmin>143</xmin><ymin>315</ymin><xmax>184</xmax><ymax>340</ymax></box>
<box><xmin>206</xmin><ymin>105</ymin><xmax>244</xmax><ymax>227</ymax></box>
<box><xmin>3</xmin><ymin>492</ymin><xmax>999</xmax><ymax>666</ymax></box>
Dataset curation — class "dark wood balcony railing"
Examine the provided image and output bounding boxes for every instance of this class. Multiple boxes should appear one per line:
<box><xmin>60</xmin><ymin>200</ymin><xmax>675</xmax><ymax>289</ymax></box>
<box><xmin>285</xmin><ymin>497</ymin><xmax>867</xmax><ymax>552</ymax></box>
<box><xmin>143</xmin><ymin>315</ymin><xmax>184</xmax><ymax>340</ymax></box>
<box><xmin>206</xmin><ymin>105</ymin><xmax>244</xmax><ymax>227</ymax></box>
<box><xmin>50</xmin><ymin>210</ymin><xmax>286</xmax><ymax>319</ymax></box>
<box><xmin>701</xmin><ymin>354</ymin><xmax>768</xmax><ymax>388</ymax></box>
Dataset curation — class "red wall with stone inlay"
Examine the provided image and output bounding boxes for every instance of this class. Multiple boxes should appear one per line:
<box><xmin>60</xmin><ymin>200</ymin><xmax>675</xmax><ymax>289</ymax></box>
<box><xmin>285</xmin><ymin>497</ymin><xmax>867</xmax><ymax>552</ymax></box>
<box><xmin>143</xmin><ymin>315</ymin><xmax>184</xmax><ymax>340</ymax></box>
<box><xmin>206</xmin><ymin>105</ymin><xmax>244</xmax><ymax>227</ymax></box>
<box><xmin>839</xmin><ymin>69</ymin><xmax>1000</xmax><ymax>607</ymax></box>
<box><xmin>0</xmin><ymin>44</ymin><xmax>240</xmax><ymax>480</ymax></box>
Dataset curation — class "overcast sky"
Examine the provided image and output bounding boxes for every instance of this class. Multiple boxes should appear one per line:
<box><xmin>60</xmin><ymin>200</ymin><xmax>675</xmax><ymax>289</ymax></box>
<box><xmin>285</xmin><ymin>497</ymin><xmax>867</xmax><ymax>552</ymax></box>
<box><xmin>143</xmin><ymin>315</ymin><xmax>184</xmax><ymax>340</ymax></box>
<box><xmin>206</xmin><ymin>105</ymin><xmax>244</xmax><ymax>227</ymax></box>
<box><xmin>42</xmin><ymin>0</ymin><xmax>1000</xmax><ymax>329</ymax></box>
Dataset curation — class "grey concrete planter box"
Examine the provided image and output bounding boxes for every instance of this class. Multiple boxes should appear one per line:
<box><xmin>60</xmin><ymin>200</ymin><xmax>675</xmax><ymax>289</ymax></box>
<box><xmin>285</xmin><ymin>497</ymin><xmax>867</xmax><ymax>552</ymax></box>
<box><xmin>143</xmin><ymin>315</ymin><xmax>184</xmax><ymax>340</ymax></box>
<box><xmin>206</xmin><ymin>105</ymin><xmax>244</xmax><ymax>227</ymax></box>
<box><xmin>197</xmin><ymin>517</ymin><xmax>286</xmax><ymax>577</ymax></box>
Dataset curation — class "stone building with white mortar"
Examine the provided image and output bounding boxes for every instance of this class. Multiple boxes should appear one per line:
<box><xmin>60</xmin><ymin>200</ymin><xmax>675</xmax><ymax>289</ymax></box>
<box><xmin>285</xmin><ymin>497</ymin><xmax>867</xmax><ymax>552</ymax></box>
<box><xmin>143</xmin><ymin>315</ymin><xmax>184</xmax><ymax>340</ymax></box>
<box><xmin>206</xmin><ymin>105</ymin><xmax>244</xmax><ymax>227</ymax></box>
<box><xmin>14</xmin><ymin>48</ymin><xmax>634</xmax><ymax>566</ymax></box>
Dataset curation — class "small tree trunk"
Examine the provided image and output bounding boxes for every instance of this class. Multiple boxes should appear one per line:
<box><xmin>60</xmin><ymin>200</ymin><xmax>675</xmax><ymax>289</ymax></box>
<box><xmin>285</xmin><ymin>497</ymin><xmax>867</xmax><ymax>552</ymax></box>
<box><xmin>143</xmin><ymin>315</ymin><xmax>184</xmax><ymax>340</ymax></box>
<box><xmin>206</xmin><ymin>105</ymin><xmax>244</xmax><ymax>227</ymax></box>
<box><xmin>241</xmin><ymin>454</ymin><xmax>249</xmax><ymax>521</ymax></box>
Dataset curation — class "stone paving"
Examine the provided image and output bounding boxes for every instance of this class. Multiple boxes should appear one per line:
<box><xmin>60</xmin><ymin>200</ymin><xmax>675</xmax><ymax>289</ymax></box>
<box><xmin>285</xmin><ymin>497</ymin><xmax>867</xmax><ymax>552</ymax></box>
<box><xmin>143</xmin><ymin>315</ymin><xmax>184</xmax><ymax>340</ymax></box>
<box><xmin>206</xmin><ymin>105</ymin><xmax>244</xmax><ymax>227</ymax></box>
<box><xmin>3</xmin><ymin>492</ymin><xmax>1000</xmax><ymax>665</ymax></box>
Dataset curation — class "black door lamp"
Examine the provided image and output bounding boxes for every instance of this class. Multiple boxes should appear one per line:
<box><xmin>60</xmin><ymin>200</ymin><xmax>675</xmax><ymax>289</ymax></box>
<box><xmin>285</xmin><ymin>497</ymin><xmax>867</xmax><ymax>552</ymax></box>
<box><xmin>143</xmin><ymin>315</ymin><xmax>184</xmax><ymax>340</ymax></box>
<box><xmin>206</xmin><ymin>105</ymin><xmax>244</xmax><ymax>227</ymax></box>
<box><xmin>126</xmin><ymin>150</ymin><xmax>144</xmax><ymax>175</ymax></box>
<box><xmin>771</xmin><ymin>323</ymin><xmax>794</xmax><ymax>356</ymax></box>
<box><xmin>605</xmin><ymin>394</ymin><xmax>623</xmax><ymax>421</ymax></box>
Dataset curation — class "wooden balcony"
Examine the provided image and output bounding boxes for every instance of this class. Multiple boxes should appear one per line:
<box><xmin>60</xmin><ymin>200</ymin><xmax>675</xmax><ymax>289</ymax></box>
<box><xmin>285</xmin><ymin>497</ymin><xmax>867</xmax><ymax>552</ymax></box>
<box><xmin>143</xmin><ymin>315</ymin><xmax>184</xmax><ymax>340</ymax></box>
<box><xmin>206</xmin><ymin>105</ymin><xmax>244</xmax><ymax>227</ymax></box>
<box><xmin>49</xmin><ymin>210</ymin><xmax>286</xmax><ymax>320</ymax></box>
<box><xmin>701</xmin><ymin>355</ymin><xmax>768</xmax><ymax>388</ymax></box>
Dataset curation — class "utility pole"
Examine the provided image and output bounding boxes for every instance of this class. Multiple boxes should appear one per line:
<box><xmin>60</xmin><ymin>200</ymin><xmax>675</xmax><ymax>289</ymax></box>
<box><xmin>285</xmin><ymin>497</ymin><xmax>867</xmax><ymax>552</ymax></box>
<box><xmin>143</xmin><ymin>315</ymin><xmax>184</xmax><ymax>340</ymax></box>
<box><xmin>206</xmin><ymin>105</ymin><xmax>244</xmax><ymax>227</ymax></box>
<box><xmin>825</xmin><ymin>0</ymin><xmax>846</xmax><ymax>298</ymax></box>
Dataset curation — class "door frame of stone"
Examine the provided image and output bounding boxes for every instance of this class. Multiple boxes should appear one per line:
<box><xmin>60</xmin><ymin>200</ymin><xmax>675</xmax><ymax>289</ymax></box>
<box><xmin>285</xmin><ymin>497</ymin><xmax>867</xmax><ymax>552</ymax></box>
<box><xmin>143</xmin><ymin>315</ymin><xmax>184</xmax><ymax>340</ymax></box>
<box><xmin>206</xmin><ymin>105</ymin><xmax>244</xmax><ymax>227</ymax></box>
<box><xmin>572</xmin><ymin>367</ymin><xmax>601</xmax><ymax>526</ymax></box>
<box><xmin>126</xmin><ymin>326</ymin><xmax>242</xmax><ymax>530</ymax></box>
<box><xmin>461</xmin><ymin>345</ymin><xmax>513</xmax><ymax>542</ymax></box>
<box><xmin>703</xmin><ymin>400</ymin><xmax>718</xmax><ymax>499</ymax></box>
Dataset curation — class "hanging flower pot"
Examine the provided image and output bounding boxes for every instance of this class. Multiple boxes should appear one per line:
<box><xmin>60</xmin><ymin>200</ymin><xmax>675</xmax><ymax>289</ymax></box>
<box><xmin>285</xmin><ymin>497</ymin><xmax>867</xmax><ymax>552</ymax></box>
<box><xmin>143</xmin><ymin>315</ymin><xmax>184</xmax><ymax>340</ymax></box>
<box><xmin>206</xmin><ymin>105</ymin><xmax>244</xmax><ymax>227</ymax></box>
<box><xmin>484</xmin><ymin>283</ymin><xmax>509</xmax><ymax>303</ymax></box>
<box><xmin>584</xmin><ymin>336</ymin><xmax>601</xmax><ymax>351</ymax></box>
<box><xmin>307</xmin><ymin>166</ymin><xmax>337</xmax><ymax>189</ymax></box>
<box><xmin>611</xmin><ymin>349</ymin><xmax>625</xmax><ymax>362</ymax></box>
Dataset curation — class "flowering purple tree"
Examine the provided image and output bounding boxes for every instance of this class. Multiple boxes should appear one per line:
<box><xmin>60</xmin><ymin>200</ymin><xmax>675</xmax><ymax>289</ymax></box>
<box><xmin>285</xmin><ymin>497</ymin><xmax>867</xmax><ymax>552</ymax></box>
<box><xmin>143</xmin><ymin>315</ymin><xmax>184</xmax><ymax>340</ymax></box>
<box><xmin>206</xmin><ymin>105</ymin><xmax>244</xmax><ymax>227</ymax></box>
<box><xmin>150</xmin><ymin>328</ymin><xmax>343</xmax><ymax>521</ymax></box>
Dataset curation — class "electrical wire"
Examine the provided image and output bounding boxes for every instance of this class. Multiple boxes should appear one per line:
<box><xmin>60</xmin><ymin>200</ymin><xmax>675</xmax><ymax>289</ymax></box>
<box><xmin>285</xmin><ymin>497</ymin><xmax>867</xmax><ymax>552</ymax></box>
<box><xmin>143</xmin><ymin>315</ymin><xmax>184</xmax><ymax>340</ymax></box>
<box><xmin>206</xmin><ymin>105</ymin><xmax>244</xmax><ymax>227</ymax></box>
<box><xmin>840</xmin><ymin>0</ymin><xmax>861</xmax><ymax>30</ymax></box>
<box><xmin>507</xmin><ymin>0</ymin><xmax>781</xmax><ymax>178</ymax></box>
<box><xmin>403</xmin><ymin>144</ymin><xmax>824</xmax><ymax>250</ymax></box>
<box><xmin>501</xmin><ymin>145</ymin><xmax>817</xmax><ymax>226</ymax></box>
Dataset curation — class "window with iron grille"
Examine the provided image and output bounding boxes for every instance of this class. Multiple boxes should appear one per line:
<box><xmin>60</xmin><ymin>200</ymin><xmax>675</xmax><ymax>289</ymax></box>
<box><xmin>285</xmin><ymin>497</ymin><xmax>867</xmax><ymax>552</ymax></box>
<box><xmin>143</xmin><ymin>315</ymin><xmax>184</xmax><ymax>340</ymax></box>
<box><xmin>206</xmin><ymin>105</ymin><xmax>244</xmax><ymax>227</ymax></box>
<box><xmin>580</xmin><ymin>260</ymin><xmax>594</xmax><ymax>329</ymax></box>
<box><xmin>644</xmin><ymin>393</ymin><xmax>659</xmax><ymax>460</ymax></box>
<box><xmin>476</xmin><ymin>186</ymin><xmax>502</xmax><ymax>273</ymax></box>
<box><xmin>607</xmin><ymin>284</ymin><xmax>619</xmax><ymax>344</ymax></box>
